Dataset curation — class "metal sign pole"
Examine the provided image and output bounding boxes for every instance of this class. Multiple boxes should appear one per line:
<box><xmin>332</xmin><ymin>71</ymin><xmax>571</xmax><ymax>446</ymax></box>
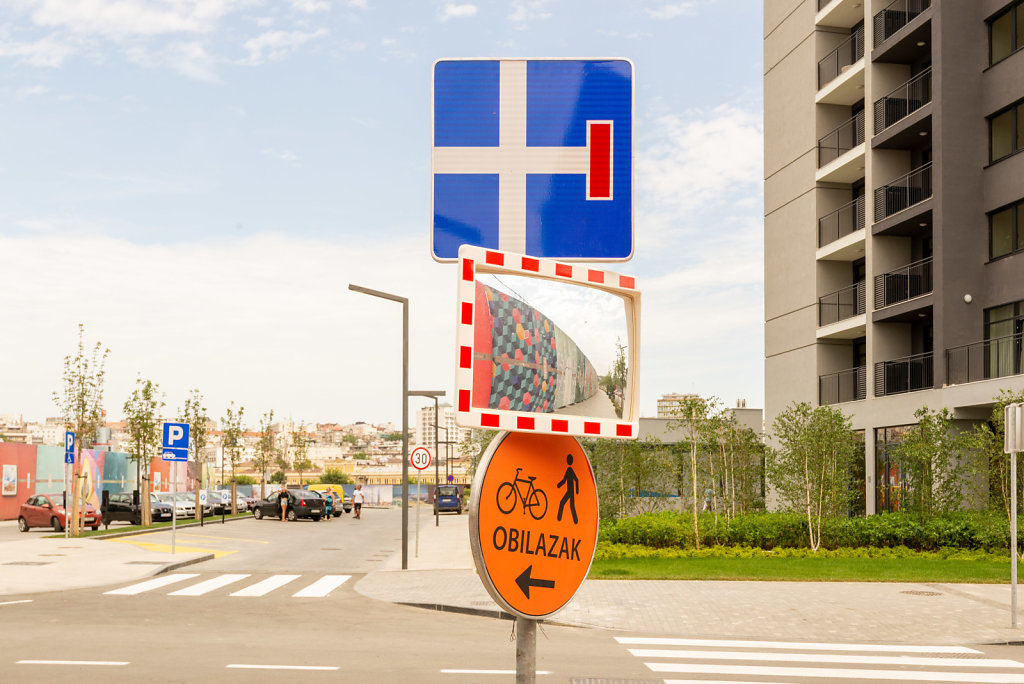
<box><xmin>63</xmin><ymin>460</ymin><xmax>68</xmax><ymax>541</ymax></box>
<box><xmin>171</xmin><ymin>461</ymin><xmax>177</xmax><ymax>554</ymax></box>
<box><xmin>416</xmin><ymin>476</ymin><xmax>421</xmax><ymax>558</ymax></box>
<box><xmin>516</xmin><ymin>617</ymin><xmax>536</xmax><ymax>684</ymax></box>
<box><xmin>1013</xmin><ymin>450</ymin><xmax>1018</xmax><ymax>628</ymax></box>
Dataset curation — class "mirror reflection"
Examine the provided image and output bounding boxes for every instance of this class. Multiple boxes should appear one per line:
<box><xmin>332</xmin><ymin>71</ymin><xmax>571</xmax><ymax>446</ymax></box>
<box><xmin>472</xmin><ymin>273</ymin><xmax>630</xmax><ymax>419</ymax></box>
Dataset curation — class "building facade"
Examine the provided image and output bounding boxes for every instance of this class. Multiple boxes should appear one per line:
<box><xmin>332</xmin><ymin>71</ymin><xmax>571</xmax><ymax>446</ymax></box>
<box><xmin>765</xmin><ymin>0</ymin><xmax>1024</xmax><ymax>514</ymax></box>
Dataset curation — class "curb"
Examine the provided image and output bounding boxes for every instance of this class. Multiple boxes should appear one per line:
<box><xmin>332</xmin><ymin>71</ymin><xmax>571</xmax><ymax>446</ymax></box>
<box><xmin>398</xmin><ymin>601</ymin><xmax>514</xmax><ymax>622</ymax></box>
<box><xmin>157</xmin><ymin>553</ymin><xmax>217</xmax><ymax>574</ymax></box>
<box><xmin>80</xmin><ymin>515</ymin><xmax>252</xmax><ymax>540</ymax></box>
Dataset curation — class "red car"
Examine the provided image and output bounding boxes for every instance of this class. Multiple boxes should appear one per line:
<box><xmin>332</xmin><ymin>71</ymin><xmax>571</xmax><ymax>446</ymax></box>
<box><xmin>18</xmin><ymin>493</ymin><xmax>102</xmax><ymax>532</ymax></box>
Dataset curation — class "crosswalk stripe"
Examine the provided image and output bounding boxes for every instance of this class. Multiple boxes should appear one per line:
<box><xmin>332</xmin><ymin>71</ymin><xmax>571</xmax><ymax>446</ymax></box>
<box><xmin>615</xmin><ymin>636</ymin><xmax>981</xmax><ymax>654</ymax></box>
<box><xmin>292</xmin><ymin>574</ymin><xmax>351</xmax><ymax>597</ymax></box>
<box><xmin>104</xmin><ymin>574</ymin><xmax>199</xmax><ymax>595</ymax></box>
<box><xmin>230</xmin><ymin>574</ymin><xmax>301</xmax><ymax>597</ymax></box>
<box><xmin>630</xmin><ymin>649</ymin><xmax>1024</xmax><ymax>669</ymax></box>
<box><xmin>168</xmin><ymin>574</ymin><xmax>251</xmax><ymax>596</ymax></box>
<box><xmin>650</xmin><ymin>663</ymin><xmax>1024</xmax><ymax>682</ymax></box>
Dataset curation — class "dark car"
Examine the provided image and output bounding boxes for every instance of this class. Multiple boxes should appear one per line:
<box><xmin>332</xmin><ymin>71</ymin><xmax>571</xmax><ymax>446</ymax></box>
<box><xmin>433</xmin><ymin>485</ymin><xmax>463</xmax><ymax>514</ymax></box>
<box><xmin>102</xmin><ymin>492</ymin><xmax>173</xmax><ymax>526</ymax></box>
<box><xmin>18</xmin><ymin>493</ymin><xmax>101</xmax><ymax>532</ymax></box>
<box><xmin>252</xmin><ymin>490</ymin><xmax>324</xmax><ymax>521</ymax></box>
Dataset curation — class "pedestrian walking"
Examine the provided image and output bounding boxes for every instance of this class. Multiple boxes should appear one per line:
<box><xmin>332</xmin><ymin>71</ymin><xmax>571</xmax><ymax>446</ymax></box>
<box><xmin>353</xmin><ymin>484</ymin><xmax>364</xmax><ymax>519</ymax></box>
<box><xmin>702</xmin><ymin>486</ymin><xmax>713</xmax><ymax>513</ymax></box>
<box><xmin>322</xmin><ymin>491</ymin><xmax>333</xmax><ymax>520</ymax></box>
<box><xmin>278</xmin><ymin>486</ymin><xmax>289</xmax><ymax>522</ymax></box>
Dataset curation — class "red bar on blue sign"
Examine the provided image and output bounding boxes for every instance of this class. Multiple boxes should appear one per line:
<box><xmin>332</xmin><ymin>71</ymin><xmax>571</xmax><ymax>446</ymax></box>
<box><xmin>588</xmin><ymin>122</ymin><xmax>612</xmax><ymax>200</ymax></box>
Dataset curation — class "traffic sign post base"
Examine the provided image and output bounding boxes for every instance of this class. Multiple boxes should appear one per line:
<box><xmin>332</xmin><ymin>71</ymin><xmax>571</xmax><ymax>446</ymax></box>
<box><xmin>515</xmin><ymin>617</ymin><xmax>536</xmax><ymax>684</ymax></box>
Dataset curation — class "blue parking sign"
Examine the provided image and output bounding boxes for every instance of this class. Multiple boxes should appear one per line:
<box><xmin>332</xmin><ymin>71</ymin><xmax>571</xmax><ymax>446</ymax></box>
<box><xmin>64</xmin><ymin>431</ymin><xmax>75</xmax><ymax>465</ymax></box>
<box><xmin>432</xmin><ymin>58</ymin><xmax>634</xmax><ymax>261</ymax></box>
<box><xmin>162</xmin><ymin>422</ymin><xmax>190</xmax><ymax>462</ymax></box>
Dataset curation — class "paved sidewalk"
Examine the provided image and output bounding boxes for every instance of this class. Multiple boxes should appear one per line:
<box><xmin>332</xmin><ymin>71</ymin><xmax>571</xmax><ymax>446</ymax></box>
<box><xmin>356</xmin><ymin>508</ymin><xmax>1024</xmax><ymax>645</ymax></box>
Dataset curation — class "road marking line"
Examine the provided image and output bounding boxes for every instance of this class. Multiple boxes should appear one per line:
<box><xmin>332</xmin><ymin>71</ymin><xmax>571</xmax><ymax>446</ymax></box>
<box><xmin>104</xmin><ymin>574</ymin><xmax>199</xmax><ymax>595</ymax></box>
<box><xmin>629</xmin><ymin>649</ymin><xmax>1024</xmax><ymax>669</ymax></box>
<box><xmin>615</xmin><ymin>637</ymin><xmax>981</xmax><ymax>654</ymax></box>
<box><xmin>230</xmin><ymin>575</ymin><xmax>301</xmax><ymax>597</ymax></box>
<box><xmin>18</xmin><ymin>660</ymin><xmax>129</xmax><ymax>666</ymax></box>
<box><xmin>441</xmin><ymin>670</ymin><xmax>551</xmax><ymax>675</ymax></box>
<box><xmin>176</xmin><ymin>534</ymin><xmax>269</xmax><ymax>544</ymax></box>
<box><xmin>0</xmin><ymin>600</ymin><xmax>33</xmax><ymax>606</ymax></box>
<box><xmin>106</xmin><ymin>537</ymin><xmax>237</xmax><ymax>558</ymax></box>
<box><xmin>649</xmin><ymin>663</ymin><xmax>1024</xmax><ymax>682</ymax></box>
<box><xmin>169</xmin><ymin>573</ymin><xmax>250</xmax><ymax>596</ymax></box>
<box><xmin>227</xmin><ymin>664</ymin><xmax>339</xmax><ymax>670</ymax></box>
<box><xmin>292</xmin><ymin>574</ymin><xmax>351</xmax><ymax>598</ymax></box>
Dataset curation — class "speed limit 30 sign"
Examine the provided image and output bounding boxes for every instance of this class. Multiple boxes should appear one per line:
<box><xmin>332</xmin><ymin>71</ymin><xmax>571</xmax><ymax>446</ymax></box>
<box><xmin>411</xmin><ymin>447</ymin><xmax>432</xmax><ymax>471</ymax></box>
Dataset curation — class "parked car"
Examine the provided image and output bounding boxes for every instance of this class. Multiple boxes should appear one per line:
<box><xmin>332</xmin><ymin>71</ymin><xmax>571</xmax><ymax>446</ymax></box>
<box><xmin>252</xmin><ymin>489</ymin><xmax>324</xmax><ymax>521</ymax></box>
<box><xmin>103</xmin><ymin>492</ymin><xmax>173</xmax><ymax>526</ymax></box>
<box><xmin>433</xmin><ymin>485</ymin><xmax>463</xmax><ymax>514</ymax></box>
<box><xmin>18</xmin><ymin>493</ymin><xmax>101</xmax><ymax>532</ymax></box>
<box><xmin>212</xmin><ymin>490</ymin><xmax>248</xmax><ymax>513</ymax></box>
<box><xmin>154</xmin><ymin>492</ymin><xmax>195</xmax><ymax>518</ymax></box>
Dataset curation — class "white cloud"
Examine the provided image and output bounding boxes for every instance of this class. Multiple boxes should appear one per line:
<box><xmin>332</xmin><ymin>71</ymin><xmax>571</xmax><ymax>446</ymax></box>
<box><xmin>347</xmin><ymin>0</ymin><xmax>367</xmax><ymax>8</ymax></box>
<box><xmin>16</xmin><ymin>84</ymin><xmax>51</xmax><ymax>98</ymax></box>
<box><xmin>0</xmin><ymin>33</ymin><xmax>76</xmax><ymax>67</ymax></box>
<box><xmin>24</xmin><ymin>0</ymin><xmax>243</xmax><ymax>37</ymax></box>
<box><xmin>242</xmin><ymin>27</ymin><xmax>329</xmax><ymax>64</ymax></box>
<box><xmin>439</xmin><ymin>3</ymin><xmax>477</xmax><ymax>21</ymax></box>
<box><xmin>645</xmin><ymin>2</ymin><xmax>697</xmax><ymax>19</ymax></box>
<box><xmin>261</xmin><ymin>148</ymin><xmax>299</xmax><ymax>164</ymax></box>
<box><xmin>507</xmin><ymin>0</ymin><xmax>551</xmax><ymax>24</ymax></box>
<box><xmin>287</xmin><ymin>0</ymin><xmax>330</xmax><ymax>12</ymax></box>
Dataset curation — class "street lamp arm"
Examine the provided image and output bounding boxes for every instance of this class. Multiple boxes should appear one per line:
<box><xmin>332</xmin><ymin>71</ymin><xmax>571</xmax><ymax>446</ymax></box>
<box><xmin>348</xmin><ymin>284</ymin><xmax>408</xmax><ymax>305</ymax></box>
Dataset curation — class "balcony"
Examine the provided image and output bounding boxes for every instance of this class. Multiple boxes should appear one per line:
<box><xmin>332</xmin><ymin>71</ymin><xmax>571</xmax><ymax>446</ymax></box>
<box><xmin>873</xmin><ymin>163</ymin><xmax>932</xmax><ymax>222</ymax></box>
<box><xmin>818</xmin><ymin>26</ymin><xmax>865</xmax><ymax>91</ymax></box>
<box><xmin>819</xmin><ymin>366</ymin><xmax>867</xmax><ymax>405</ymax></box>
<box><xmin>819</xmin><ymin>281</ymin><xmax>866</xmax><ymax>326</ymax></box>
<box><xmin>818</xmin><ymin>111</ymin><xmax>866</xmax><ymax>167</ymax></box>
<box><xmin>873</xmin><ymin>69</ymin><xmax>931</xmax><ymax>134</ymax></box>
<box><xmin>873</xmin><ymin>0</ymin><xmax>930</xmax><ymax>48</ymax></box>
<box><xmin>816</xmin><ymin>0</ymin><xmax>867</xmax><ymax>29</ymax></box>
<box><xmin>873</xmin><ymin>257</ymin><xmax>932</xmax><ymax>309</ymax></box>
<box><xmin>946</xmin><ymin>333</ymin><xmax>1024</xmax><ymax>386</ymax></box>
<box><xmin>874</xmin><ymin>352</ymin><xmax>934</xmax><ymax>396</ymax></box>
<box><xmin>818</xmin><ymin>196</ymin><xmax>865</xmax><ymax>248</ymax></box>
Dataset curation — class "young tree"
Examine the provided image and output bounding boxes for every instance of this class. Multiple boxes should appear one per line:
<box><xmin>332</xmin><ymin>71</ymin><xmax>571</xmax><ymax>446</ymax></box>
<box><xmin>890</xmin><ymin>406</ymin><xmax>964</xmax><ymax>518</ymax></box>
<box><xmin>179</xmin><ymin>389</ymin><xmax>209</xmax><ymax>520</ymax></box>
<box><xmin>221</xmin><ymin>402</ymin><xmax>245</xmax><ymax>513</ymax></box>
<box><xmin>52</xmin><ymin>324</ymin><xmax>110</xmax><ymax>535</ymax></box>
<box><xmin>962</xmin><ymin>389</ymin><xmax>1024</xmax><ymax>522</ymax></box>
<box><xmin>319</xmin><ymin>468</ymin><xmax>354</xmax><ymax>485</ymax></box>
<box><xmin>669</xmin><ymin>396</ymin><xmax>716</xmax><ymax>550</ymax></box>
<box><xmin>767</xmin><ymin>402</ymin><xmax>860</xmax><ymax>552</ymax></box>
<box><xmin>292</xmin><ymin>423</ymin><xmax>312</xmax><ymax>485</ymax></box>
<box><xmin>269</xmin><ymin>471</ymin><xmax>286</xmax><ymax>485</ymax></box>
<box><xmin>123</xmin><ymin>376</ymin><xmax>164</xmax><ymax>527</ymax></box>
<box><xmin>253</xmin><ymin>410</ymin><xmax>276</xmax><ymax>499</ymax></box>
<box><xmin>460</xmin><ymin>429</ymin><xmax>500</xmax><ymax>478</ymax></box>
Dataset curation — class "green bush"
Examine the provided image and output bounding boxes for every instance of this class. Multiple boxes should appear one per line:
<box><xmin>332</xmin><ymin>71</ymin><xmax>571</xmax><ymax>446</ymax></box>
<box><xmin>598</xmin><ymin>511</ymin><xmax>1021</xmax><ymax>552</ymax></box>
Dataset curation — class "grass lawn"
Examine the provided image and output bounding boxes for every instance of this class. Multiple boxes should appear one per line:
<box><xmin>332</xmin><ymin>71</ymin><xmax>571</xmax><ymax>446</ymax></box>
<box><xmin>589</xmin><ymin>556</ymin><xmax>1024</xmax><ymax>583</ymax></box>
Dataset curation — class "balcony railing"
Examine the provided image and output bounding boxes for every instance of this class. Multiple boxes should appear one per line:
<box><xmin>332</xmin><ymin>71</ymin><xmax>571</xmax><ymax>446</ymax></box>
<box><xmin>873</xmin><ymin>69</ymin><xmax>932</xmax><ymax>133</ymax></box>
<box><xmin>818</xmin><ymin>110</ymin><xmax>866</xmax><ymax>167</ymax></box>
<box><xmin>818</xmin><ymin>25</ymin><xmax>865</xmax><ymax>89</ymax></box>
<box><xmin>873</xmin><ymin>257</ymin><xmax>932</xmax><ymax>309</ymax></box>
<box><xmin>820</xmin><ymin>366</ymin><xmax>867</xmax><ymax>405</ymax></box>
<box><xmin>873</xmin><ymin>162</ymin><xmax>932</xmax><ymax>222</ymax></box>
<box><xmin>874</xmin><ymin>352</ymin><xmax>933</xmax><ymax>396</ymax></box>
<box><xmin>819</xmin><ymin>281</ymin><xmax>866</xmax><ymax>326</ymax></box>
<box><xmin>946</xmin><ymin>332</ymin><xmax>1024</xmax><ymax>385</ymax></box>
<box><xmin>818</xmin><ymin>196</ymin><xmax>865</xmax><ymax>247</ymax></box>
<box><xmin>874</xmin><ymin>0</ymin><xmax>930</xmax><ymax>48</ymax></box>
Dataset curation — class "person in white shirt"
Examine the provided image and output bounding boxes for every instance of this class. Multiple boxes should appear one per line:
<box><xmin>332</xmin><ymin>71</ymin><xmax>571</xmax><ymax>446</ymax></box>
<box><xmin>352</xmin><ymin>484</ymin><xmax>364</xmax><ymax>519</ymax></box>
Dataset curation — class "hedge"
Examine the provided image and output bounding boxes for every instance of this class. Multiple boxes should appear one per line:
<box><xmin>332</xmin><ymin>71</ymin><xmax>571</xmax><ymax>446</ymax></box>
<box><xmin>598</xmin><ymin>511</ymin><xmax>1019</xmax><ymax>552</ymax></box>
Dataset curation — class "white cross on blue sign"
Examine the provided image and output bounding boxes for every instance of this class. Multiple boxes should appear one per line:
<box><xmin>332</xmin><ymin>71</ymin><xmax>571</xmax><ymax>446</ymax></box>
<box><xmin>162</xmin><ymin>422</ymin><xmax>190</xmax><ymax>462</ymax></box>
<box><xmin>431</xmin><ymin>58</ymin><xmax>633</xmax><ymax>261</ymax></box>
<box><xmin>64</xmin><ymin>431</ymin><xmax>75</xmax><ymax>465</ymax></box>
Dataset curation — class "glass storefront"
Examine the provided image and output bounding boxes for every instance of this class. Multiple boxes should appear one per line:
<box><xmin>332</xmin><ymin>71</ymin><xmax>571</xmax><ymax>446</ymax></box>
<box><xmin>874</xmin><ymin>424</ymin><xmax>915</xmax><ymax>513</ymax></box>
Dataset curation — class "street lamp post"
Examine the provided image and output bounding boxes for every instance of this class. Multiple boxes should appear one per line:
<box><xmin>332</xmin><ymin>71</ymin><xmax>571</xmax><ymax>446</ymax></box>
<box><xmin>349</xmin><ymin>284</ymin><xmax>411</xmax><ymax>570</ymax></box>
<box><xmin>410</xmin><ymin>390</ymin><xmax>445</xmax><ymax>527</ymax></box>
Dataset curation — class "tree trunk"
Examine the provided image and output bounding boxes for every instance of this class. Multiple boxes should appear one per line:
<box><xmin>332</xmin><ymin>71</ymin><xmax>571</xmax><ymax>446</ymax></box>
<box><xmin>690</xmin><ymin>440</ymin><xmax>700</xmax><ymax>551</ymax></box>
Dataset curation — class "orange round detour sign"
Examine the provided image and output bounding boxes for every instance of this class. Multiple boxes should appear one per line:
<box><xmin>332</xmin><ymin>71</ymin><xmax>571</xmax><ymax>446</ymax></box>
<box><xmin>469</xmin><ymin>431</ymin><xmax>598</xmax><ymax>619</ymax></box>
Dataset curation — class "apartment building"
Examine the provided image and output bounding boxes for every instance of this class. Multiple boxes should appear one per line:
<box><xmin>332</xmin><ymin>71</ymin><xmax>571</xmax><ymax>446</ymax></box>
<box><xmin>765</xmin><ymin>0</ymin><xmax>1024</xmax><ymax>513</ymax></box>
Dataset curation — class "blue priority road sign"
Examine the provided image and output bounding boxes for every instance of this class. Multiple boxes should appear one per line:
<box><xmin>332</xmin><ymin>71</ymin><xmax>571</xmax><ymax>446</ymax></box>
<box><xmin>64</xmin><ymin>431</ymin><xmax>75</xmax><ymax>465</ymax></box>
<box><xmin>432</xmin><ymin>58</ymin><xmax>634</xmax><ymax>262</ymax></box>
<box><xmin>161</xmin><ymin>422</ymin><xmax>190</xmax><ymax>462</ymax></box>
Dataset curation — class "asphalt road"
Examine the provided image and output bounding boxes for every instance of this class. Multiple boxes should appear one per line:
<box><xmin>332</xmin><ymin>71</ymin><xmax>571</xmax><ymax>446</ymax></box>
<box><xmin>4</xmin><ymin>509</ymin><xmax>1024</xmax><ymax>682</ymax></box>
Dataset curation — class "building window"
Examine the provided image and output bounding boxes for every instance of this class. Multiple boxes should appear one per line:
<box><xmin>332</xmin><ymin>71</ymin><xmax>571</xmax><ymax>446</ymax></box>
<box><xmin>875</xmin><ymin>425</ymin><xmax>915</xmax><ymax>513</ymax></box>
<box><xmin>990</xmin><ymin>199</ymin><xmax>1024</xmax><ymax>259</ymax></box>
<box><xmin>990</xmin><ymin>0</ymin><xmax>1024</xmax><ymax>64</ymax></box>
<box><xmin>990</xmin><ymin>100</ymin><xmax>1024</xmax><ymax>162</ymax></box>
<box><xmin>984</xmin><ymin>301</ymin><xmax>1024</xmax><ymax>379</ymax></box>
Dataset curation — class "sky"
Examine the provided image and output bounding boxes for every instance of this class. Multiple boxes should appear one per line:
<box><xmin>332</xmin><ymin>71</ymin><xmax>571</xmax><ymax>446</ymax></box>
<box><xmin>0</xmin><ymin>0</ymin><xmax>764</xmax><ymax>429</ymax></box>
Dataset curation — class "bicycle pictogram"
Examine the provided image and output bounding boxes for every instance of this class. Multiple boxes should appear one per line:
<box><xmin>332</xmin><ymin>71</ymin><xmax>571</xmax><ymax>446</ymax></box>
<box><xmin>496</xmin><ymin>467</ymin><xmax>548</xmax><ymax>520</ymax></box>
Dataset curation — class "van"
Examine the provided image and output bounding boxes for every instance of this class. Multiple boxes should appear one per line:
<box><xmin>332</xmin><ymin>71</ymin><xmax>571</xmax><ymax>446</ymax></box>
<box><xmin>307</xmin><ymin>484</ymin><xmax>350</xmax><ymax>515</ymax></box>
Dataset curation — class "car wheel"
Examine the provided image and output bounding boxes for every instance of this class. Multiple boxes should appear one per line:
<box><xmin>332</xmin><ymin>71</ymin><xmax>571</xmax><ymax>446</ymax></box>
<box><xmin>91</xmin><ymin>525</ymin><xmax>99</xmax><ymax>531</ymax></box>
<box><xmin>253</xmin><ymin>507</ymin><xmax>264</xmax><ymax>519</ymax></box>
<box><xmin>51</xmin><ymin>516</ymin><xmax>63</xmax><ymax>532</ymax></box>
<box><xmin>17</xmin><ymin>517</ymin><xmax>29</xmax><ymax>532</ymax></box>
<box><xmin>312</xmin><ymin>515</ymin><xmax>321</xmax><ymax>522</ymax></box>
<box><xmin>457</xmin><ymin>508</ymin><xmax>462</xmax><ymax>515</ymax></box>
<box><xmin>286</xmin><ymin>508</ymin><xmax>297</xmax><ymax>522</ymax></box>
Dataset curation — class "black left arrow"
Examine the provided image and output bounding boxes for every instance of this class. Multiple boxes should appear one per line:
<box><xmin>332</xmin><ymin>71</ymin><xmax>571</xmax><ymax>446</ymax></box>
<box><xmin>515</xmin><ymin>565</ymin><xmax>555</xmax><ymax>599</ymax></box>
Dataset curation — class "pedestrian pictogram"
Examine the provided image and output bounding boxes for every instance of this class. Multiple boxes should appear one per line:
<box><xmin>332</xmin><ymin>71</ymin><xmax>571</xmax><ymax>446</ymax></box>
<box><xmin>469</xmin><ymin>431</ymin><xmax>598</xmax><ymax>619</ymax></box>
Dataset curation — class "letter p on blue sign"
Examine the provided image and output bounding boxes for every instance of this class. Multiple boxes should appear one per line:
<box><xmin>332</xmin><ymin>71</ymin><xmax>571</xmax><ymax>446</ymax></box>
<box><xmin>162</xmin><ymin>422</ymin><xmax>190</xmax><ymax>462</ymax></box>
